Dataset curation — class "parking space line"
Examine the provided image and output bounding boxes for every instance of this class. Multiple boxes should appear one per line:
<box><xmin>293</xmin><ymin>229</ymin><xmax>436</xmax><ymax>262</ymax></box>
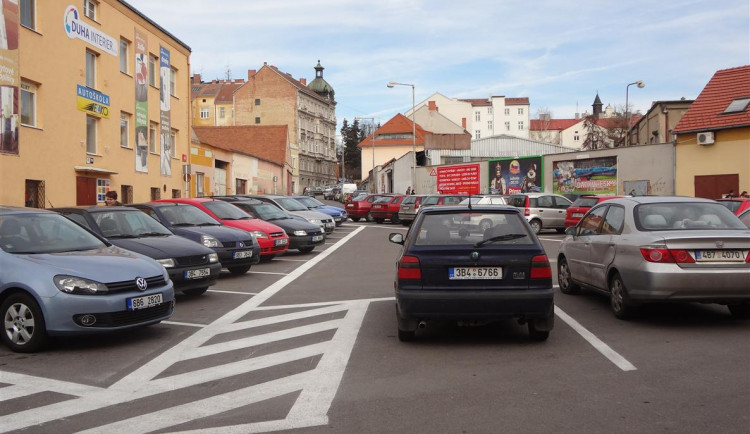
<box><xmin>245</xmin><ymin>271</ymin><xmax>289</xmax><ymax>275</ymax></box>
<box><xmin>539</xmin><ymin>237</ymin><xmax>564</xmax><ymax>242</ymax></box>
<box><xmin>274</xmin><ymin>258</ymin><xmax>310</xmax><ymax>262</ymax></box>
<box><xmin>554</xmin><ymin>303</ymin><xmax>637</xmax><ymax>372</ymax></box>
<box><xmin>162</xmin><ymin>320</ymin><xmax>206</xmax><ymax>328</ymax></box>
<box><xmin>208</xmin><ymin>289</ymin><xmax>260</xmax><ymax>294</ymax></box>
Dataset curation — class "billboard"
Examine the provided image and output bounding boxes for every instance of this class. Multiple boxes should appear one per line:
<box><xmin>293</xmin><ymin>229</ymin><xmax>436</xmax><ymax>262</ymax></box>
<box><xmin>436</xmin><ymin>163</ymin><xmax>480</xmax><ymax>195</ymax></box>
<box><xmin>553</xmin><ymin>156</ymin><xmax>618</xmax><ymax>195</ymax></box>
<box><xmin>0</xmin><ymin>0</ymin><xmax>19</xmax><ymax>155</ymax></box>
<box><xmin>487</xmin><ymin>156</ymin><xmax>543</xmax><ymax>194</ymax></box>
<box><xmin>134</xmin><ymin>30</ymin><xmax>148</xmax><ymax>172</ymax></box>
<box><xmin>159</xmin><ymin>46</ymin><xmax>171</xmax><ymax>176</ymax></box>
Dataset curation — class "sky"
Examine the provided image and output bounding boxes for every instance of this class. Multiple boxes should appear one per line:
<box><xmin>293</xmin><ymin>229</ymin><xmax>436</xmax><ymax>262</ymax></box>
<box><xmin>126</xmin><ymin>0</ymin><xmax>749</xmax><ymax>132</ymax></box>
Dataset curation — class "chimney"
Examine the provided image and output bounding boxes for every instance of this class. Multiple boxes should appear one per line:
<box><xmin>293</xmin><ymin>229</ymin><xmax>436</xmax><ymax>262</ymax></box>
<box><xmin>462</xmin><ymin>118</ymin><xmax>467</xmax><ymax>129</ymax></box>
<box><xmin>192</xmin><ymin>74</ymin><xmax>201</xmax><ymax>84</ymax></box>
<box><xmin>247</xmin><ymin>69</ymin><xmax>256</xmax><ymax>80</ymax></box>
<box><xmin>300</xmin><ymin>78</ymin><xmax>307</xmax><ymax>85</ymax></box>
<box><xmin>428</xmin><ymin>101</ymin><xmax>437</xmax><ymax>111</ymax></box>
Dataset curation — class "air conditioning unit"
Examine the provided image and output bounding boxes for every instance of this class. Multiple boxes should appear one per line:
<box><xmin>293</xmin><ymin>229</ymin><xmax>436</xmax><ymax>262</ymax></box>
<box><xmin>697</xmin><ymin>132</ymin><xmax>714</xmax><ymax>145</ymax></box>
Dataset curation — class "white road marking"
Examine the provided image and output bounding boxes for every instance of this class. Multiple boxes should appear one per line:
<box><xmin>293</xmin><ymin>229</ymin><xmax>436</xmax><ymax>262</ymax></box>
<box><xmin>245</xmin><ymin>270</ymin><xmax>289</xmax><ymax>275</ymax></box>
<box><xmin>161</xmin><ymin>320</ymin><xmax>206</xmax><ymax>328</ymax></box>
<box><xmin>208</xmin><ymin>289</ymin><xmax>260</xmax><ymax>294</ymax></box>
<box><xmin>539</xmin><ymin>237</ymin><xmax>564</xmax><ymax>242</ymax></box>
<box><xmin>274</xmin><ymin>258</ymin><xmax>310</xmax><ymax>262</ymax></box>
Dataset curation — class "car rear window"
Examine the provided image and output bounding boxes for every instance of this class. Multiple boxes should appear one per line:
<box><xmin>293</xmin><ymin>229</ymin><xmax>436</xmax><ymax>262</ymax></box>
<box><xmin>507</xmin><ymin>195</ymin><xmax>526</xmax><ymax>207</ymax></box>
<box><xmin>402</xmin><ymin>196</ymin><xmax>417</xmax><ymax>205</ymax></box>
<box><xmin>414</xmin><ymin>211</ymin><xmax>534</xmax><ymax>246</ymax></box>
<box><xmin>572</xmin><ymin>197</ymin><xmax>600</xmax><ymax>207</ymax></box>
<box><xmin>636</xmin><ymin>203</ymin><xmax>746</xmax><ymax>231</ymax></box>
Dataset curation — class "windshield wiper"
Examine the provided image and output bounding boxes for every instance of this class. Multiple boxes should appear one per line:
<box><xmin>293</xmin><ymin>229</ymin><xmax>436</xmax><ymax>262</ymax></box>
<box><xmin>107</xmin><ymin>234</ymin><xmax>139</xmax><ymax>239</ymax></box>
<box><xmin>171</xmin><ymin>223</ymin><xmax>195</xmax><ymax>227</ymax></box>
<box><xmin>197</xmin><ymin>222</ymin><xmax>219</xmax><ymax>226</ymax></box>
<box><xmin>137</xmin><ymin>232</ymin><xmax>170</xmax><ymax>237</ymax></box>
<box><xmin>474</xmin><ymin>233</ymin><xmax>527</xmax><ymax>247</ymax></box>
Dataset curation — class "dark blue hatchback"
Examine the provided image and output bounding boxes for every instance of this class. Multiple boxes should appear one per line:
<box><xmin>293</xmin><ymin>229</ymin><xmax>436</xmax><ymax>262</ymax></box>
<box><xmin>389</xmin><ymin>205</ymin><xmax>554</xmax><ymax>341</ymax></box>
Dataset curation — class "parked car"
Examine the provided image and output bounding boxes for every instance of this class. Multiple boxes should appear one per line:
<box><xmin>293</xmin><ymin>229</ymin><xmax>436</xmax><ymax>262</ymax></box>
<box><xmin>397</xmin><ymin>194</ymin><xmax>427</xmax><ymax>226</ymax></box>
<box><xmin>739</xmin><ymin>208</ymin><xmax>750</xmax><ymax>228</ymax></box>
<box><xmin>388</xmin><ymin>205</ymin><xmax>554</xmax><ymax>341</ymax></box>
<box><xmin>52</xmin><ymin>205</ymin><xmax>220</xmax><ymax>296</ymax></box>
<box><xmin>370</xmin><ymin>195</ymin><xmax>406</xmax><ymax>223</ymax></box>
<box><xmin>507</xmin><ymin>192</ymin><xmax>572</xmax><ymax>234</ymax></box>
<box><xmin>131</xmin><ymin>202</ymin><xmax>259</xmax><ymax>275</ymax></box>
<box><xmin>305</xmin><ymin>186</ymin><xmax>324</xmax><ymax>197</ymax></box>
<box><xmin>292</xmin><ymin>195</ymin><xmax>348</xmax><ymax>226</ymax></box>
<box><xmin>344</xmin><ymin>189</ymin><xmax>368</xmax><ymax>203</ymax></box>
<box><xmin>156</xmin><ymin>198</ymin><xmax>289</xmax><ymax>261</ymax></box>
<box><xmin>557</xmin><ymin>196</ymin><xmax>750</xmax><ymax>319</ymax></box>
<box><xmin>345</xmin><ymin>194</ymin><xmax>389</xmax><ymax>222</ymax></box>
<box><xmin>565</xmin><ymin>195</ymin><xmax>622</xmax><ymax>228</ymax></box>
<box><xmin>241</xmin><ymin>195</ymin><xmax>336</xmax><ymax>234</ymax></box>
<box><xmin>716</xmin><ymin>198</ymin><xmax>750</xmax><ymax>216</ymax></box>
<box><xmin>458</xmin><ymin>195</ymin><xmax>509</xmax><ymax>206</ymax></box>
<box><xmin>420</xmin><ymin>194</ymin><xmax>466</xmax><ymax>208</ymax></box>
<box><xmin>215</xmin><ymin>197</ymin><xmax>325</xmax><ymax>253</ymax></box>
<box><xmin>0</xmin><ymin>206</ymin><xmax>175</xmax><ymax>352</ymax></box>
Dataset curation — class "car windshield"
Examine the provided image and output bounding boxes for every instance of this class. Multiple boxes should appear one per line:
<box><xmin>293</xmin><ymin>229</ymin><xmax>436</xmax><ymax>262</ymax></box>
<box><xmin>572</xmin><ymin>197</ymin><xmax>600</xmax><ymax>207</ymax></box>
<box><xmin>414</xmin><ymin>212</ymin><xmax>533</xmax><ymax>246</ymax></box>
<box><xmin>159</xmin><ymin>205</ymin><xmax>219</xmax><ymax>226</ymax></box>
<box><xmin>203</xmin><ymin>201</ymin><xmax>253</xmax><ymax>220</ymax></box>
<box><xmin>295</xmin><ymin>196</ymin><xmax>321</xmax><ymax>208</ymax></box>
<box><xmin>374</xmin><ymin>196</ymin><xmax>392</xmax><ymax>204</ymax></box>
<box><xmin>351</xmin><ymin>193</ymin><xmax>368</xmax><ymax>201</ymax></box>
<box><xmin>0</xmin><ymin>213</ymin><xmax>106</xmax><ymax>254</ymax></box>
<box><xmin>94</xmin><ymin>210</ymin><xmax>173</xmax><ymax>238</ymax></box>
<box><xmin>275</xmin><ymin>198</ymin><xmax>309</xmax><ymax>211</ymax></box>
<box><xmin>636</xmin><ymin>203</ymin><xmax>747</xmax><ymax>231</ymax></box>
<box><xmin>250</xmin><ymin>203</ymin><xmax>290</xmax><ymax>220</ymax></box>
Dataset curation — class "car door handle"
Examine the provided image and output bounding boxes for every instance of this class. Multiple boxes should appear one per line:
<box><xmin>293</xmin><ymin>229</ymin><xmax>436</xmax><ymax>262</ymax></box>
<box><xmin>608</xmin><ymin>243</ymin><xmax>616</xmax><ymax>247</ymax></box>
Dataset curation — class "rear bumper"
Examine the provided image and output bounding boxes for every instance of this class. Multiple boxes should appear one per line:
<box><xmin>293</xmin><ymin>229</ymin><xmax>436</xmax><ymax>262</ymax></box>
<box><xmin>624</xmin><ymin>265</ymin><xmax>750</xmax><ymax>303</ymax></box>
<box><xmin>371</xmin><ymin>211</ymin><xmax>395</xmax><ymax>219</ymax></box>
<box><xmin>396</xmin><ymin>288</ymin><xmax>554</xmax><ymax>320</ymax></box>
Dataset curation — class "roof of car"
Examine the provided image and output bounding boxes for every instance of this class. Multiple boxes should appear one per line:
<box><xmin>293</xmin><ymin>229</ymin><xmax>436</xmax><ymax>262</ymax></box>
<box><xmin>606</xmin><ymin>196</ymin><xmax>719</xmax><ymax>205</ymax></box>
<box><xmin>51</xmin><ymin>205</ymin><xmax>139</xmax><ymax>213</ymax></box>
<box><xmin>420</xmin><ymin>204</ymin><xmax>519</xmax><ymax>214</ymax></box>
<box><xmin>0</xmin><ymin>206</ymin><xmax>56</xmax><ymax>215</ymax></box>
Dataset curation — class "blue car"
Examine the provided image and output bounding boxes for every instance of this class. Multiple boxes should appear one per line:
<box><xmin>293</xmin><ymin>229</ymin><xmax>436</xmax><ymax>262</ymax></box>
<box><xmin>293</xmin><ymin>195</ymin><xmax>348</xmax><ymax>226</ymax></box>
<box><xmin>0</xmin><ymin>206</ymin><xmax>175</xmax><ymax>352</ymax></box>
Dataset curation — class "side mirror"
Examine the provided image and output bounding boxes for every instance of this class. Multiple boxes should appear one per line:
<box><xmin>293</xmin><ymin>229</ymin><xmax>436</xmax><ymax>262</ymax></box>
<box><xmin>389</xmin><ymin>233</ymin><xmax>405</xmax><ymax>245</ymax></box>
<box><xmin>565</xmin><ymin>226</ymin><xmax>577</xmax><ymax>236</ymax></box>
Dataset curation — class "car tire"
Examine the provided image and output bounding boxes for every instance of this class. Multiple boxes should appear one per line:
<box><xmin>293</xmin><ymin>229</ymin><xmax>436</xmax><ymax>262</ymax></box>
<box><xmin>227</xmin><ymin>265</ymin><xmax>251</xmax><ymax>275</ymax></box>
<box><xmin>351</xmin><ymin>217</ymin><xmax>360</xmax><ymax>222</ymax></box>
<box><xmin>298</xmin><ymin>246</ymin><xmax>315</xmax><ymax>253</ymax></box>
<box><xmin>401</xmin><ymin>220</ymin><xmax>411</xmax><ymax>226</ymax></box>
<box><xmin>391</xmin><ymin>215</ymin><xmax>401</xmax><ymax>224</ymax></box>
<box><xmin>1</xmin><ymin>292</ymin><xmax>48</xmax><ymax>353</ymax></box>
<box><xmin>398</xmin><ymin>329</ymin><xmax>416</xmax><ymax>342</ymax></box>
<box><xmin>396</xmin><ymin>306</ymin><xmax>417</xmax><ymax>342</ymax></box>
<box><xmin>558</xmin><ymin>257</ymin><xmax>581</xmax><ymax>295</ymax></box>
<box><xmin>728</xmin><ymin>303</ymin><xmax>750</xmax><ymax>319</ymax></box>
<box><xmin>527</xmin><ymin>320</ymin><xmax>550</xmax><ymax>341</ymax></box>
<box><xmin>556</xmin><ymin>228</ymin><xmax>566</xmax><ymax>233</ymax></box>
<box><xmin>366</xmin><ymin>213</ymin><xmax>375</xmax><ymax>222</ymax></box>
<box><xmin>259</xmin><ymin>255</ymin><xmax>276</xmax><ymax>262</ymax></box>
<box><xmin>529</xmin><ymin>219</ymin><xmax>542</xmax><ymax>234</ymax></box>
<box><xmin>182</xmin><ymin>287</ymin><xmax>208</xmax><ymax>296</ymax></box>
<box><xmin>609</xmin><ymin>272</ymin><xmax>636</xmax><ymax>320</ymax></box>
<box><xmin>375</xmin><ymin>218</ymin><xmax>384</xmax><ymax>224</ymax></box>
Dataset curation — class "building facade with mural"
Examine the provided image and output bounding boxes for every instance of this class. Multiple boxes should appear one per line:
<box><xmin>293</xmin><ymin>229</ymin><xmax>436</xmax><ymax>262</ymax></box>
<box><xmin>2</xmin><ymin>0</ymin><xmax>190</xmax><ymax>207</ymax></box>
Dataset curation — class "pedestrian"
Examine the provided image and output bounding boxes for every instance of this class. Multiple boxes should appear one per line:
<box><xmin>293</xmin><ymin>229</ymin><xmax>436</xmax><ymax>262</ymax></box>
<box><xmin>740</xmin><ymin>191</ymin><xmax>749</xmax><ymax>198</ymax></box>
<box><xmin>723</xmin><ymin>189</ymin><xmax>735</xmax><ymax>199</ymax></box>
<box><xmin>405</xmin><ymin>186</ymin><xmax>411</xmax><ymax>195</ymax></box>
<box><xmin>629</xmin><ymin>188</ymin><xmax>636</xmax><ymax>196</ymax></box>
<box><xmin>104</xmin><ymin>191</ymin><xmax>121</xmax><ymax>206</ymax></box>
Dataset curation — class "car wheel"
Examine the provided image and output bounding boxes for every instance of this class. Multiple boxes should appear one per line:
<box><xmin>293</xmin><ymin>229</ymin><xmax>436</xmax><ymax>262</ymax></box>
<box><xmin>728</xmin><ymin>303</ymin><xmax>750</xmax><ymax>319</ymax></box>
<box><xmin>182</xmin><ymin>287</ymin><xmax>208</xmax><ymax>296</ymax></box>
<box><xmin>529</xmin><ymin>219</ymin><xmax>542</xmax><ymax>234</ymax></box>
<box><xmin>366</xmin><ymin>213</ymin><xmax>375</xmax><ymax>222</ymax></box>
<box><xmin>556</xmin><ymin>228</ymin><xmax>566</xmax><ymax>233</ymax></box>
<box><xmin>558</xmin><ymin>257</ymin><xmax>581</xmax><ymax>295</ymax></box>
<box><xmin>398</xmin><ymin>329</ymin><xmax>416</xmax><ymax>342</ymax></box>
<box><xmin>527</xmin><ymin>321</ymin><xmax>550</xmax><ymax>341</ymax></box>
<box><xmin>609</xmin><ymin>272</ymin><xmax>636</xmax><ymax>320</ymax></box>
<box><xmin>227</xmin><ymin>265</ymin><xmax>251</xmax><ymax>275</ymax></box>
<box><xmin>298</xmin><ymin>246</ymin><xmax>315</xmax><ymax>253</ymax></box>
<box><xmin>401</xmin><ymin>220</ymin><xmax>410</xmax><ymax>227</ymax></box>
<box><xmin>391</xmin><ymin>215</ymin><xmax>401</xmax><ymax>224</ymax></box>
<box><xmin>375</xmin><ymin>218</ymin><xmax>384</xmax><ymax>224</ymax></box>
<box><xmin>1</xmin><ymin>293</ymin><xmax>48</xmax><ymax>353</ymax></box>
<box><xmin>350</xmin><ymin>217</ymin><xmax>360</xmax><ymax>222</ymax></box>
<box><xmin>396</xmin><ymin>306</ymin><xmax>417</xmax><ymax>342</ymax></box>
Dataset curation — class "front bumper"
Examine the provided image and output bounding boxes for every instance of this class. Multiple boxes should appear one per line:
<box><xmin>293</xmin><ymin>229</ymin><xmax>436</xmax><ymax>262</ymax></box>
<box><xmin>396</xmin><ymin>288</ymin><xmax>554</xmax><ymax>320</ymax></box>
<box><xmin>289</xmin><ymin>233</ymin><xmax>326</xmax><ymax>250</ymax></box>
<box><xmin>169</xmin><ymin>262</ymin><xmax>222</xmax><ymax>292</ymax></box>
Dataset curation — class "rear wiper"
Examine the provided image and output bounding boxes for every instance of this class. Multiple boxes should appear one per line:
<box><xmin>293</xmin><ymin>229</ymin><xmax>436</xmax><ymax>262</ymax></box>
<box><xmin>474</xmin><ymin>233</ymin><xmax>527</xmax><ymax>247</ymax></box>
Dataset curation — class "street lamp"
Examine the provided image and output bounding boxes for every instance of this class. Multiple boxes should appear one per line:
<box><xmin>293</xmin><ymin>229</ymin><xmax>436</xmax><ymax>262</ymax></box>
<box><xmin>625</xmin><ymin>80</ymin><xmax>645</xmax><ymax>147</ymax></box>
<box><xmin>355</xmin><ymin>117</ymin><xmax>376</xmax><ymax>193</ymax></box>
<box><xmin>387</xmin><ymin>81</ymin><xmax>416</xmax><ymax>193</ymax></box>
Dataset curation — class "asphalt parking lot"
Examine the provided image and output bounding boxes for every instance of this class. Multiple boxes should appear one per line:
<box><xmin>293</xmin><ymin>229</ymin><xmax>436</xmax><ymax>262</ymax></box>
<box><xmin>1</xmin><ymin>211</ymin><xmax>748</xmax><ymax>433</ymax></box>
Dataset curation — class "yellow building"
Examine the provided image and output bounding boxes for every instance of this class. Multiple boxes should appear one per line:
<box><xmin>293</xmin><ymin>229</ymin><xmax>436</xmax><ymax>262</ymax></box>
<box><xmin>190</xmin><ymin>74</ymin><xmax>243</xmax><ymax>127</ymax></box>
<box><xmin>1</xmin><ymin>0</ymin><xmax>191</xmax><ymax>207</ymax></box>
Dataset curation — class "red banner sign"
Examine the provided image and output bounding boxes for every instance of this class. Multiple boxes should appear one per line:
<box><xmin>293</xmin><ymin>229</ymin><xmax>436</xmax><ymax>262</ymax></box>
<box><xmin>436</xmin><ymin>164</ymin><xmax>480</xmax><ymax>195</ymax></box>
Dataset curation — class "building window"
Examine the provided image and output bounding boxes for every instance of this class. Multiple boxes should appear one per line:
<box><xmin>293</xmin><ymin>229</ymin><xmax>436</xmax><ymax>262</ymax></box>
<box><xmin>219</xmin><ymin>107</ymin><xmax>225</xmax><ymax>118</ymax></box>
<box><xmin>120</xmin><ymin>112</ymin><xmax>131</xmax><ymax>148</ymax></box>
<box><xmin>235</xmin><ymin>178</ymin><xmax>247</xmax><ymax>194</ymax></box>
<box><xmin>20</xmin><ymin>0</ymin><xmax>35</xmax><ymax>29</ymax></box>
<box><xmin>86</xmin><ymin>51</ymin><xmax>97</xmax><ymax>88</ymax></box>
<box><xmin>574</xmin><ymin>135</ymin><xmax>580</xmax><ymax>141</ymax></box>
<box><xmin>96</xmin><ymin>179</ymin><xmax>109</xmax><ymax>202</ymax></box>
<box><xmin>505</xmin><ymin>108</ymin><xmax>510</xmax><ymax>115</ymax></box>
<box><xmin>20</xmin><ymin>81</ymin><xmax>37</xmax><ymax>127</ymax></box>
<box><xmin>488</xmin><ymin>121</ymin><xmax>493</xmax><ymax>131</ymax></box>
<box><xmin>25</xmin><ymin>179</ymin><xmax>45</xmax><ymax>208</ymax></box>
<box><xmin>170</xmin><ymin>129</ymin><xmax>177</xmax><ymax>158</ymax></box>
<box><xmin>149</xmin><ymin>122</ymin><xmax>157</xmax><ymax>153</ymax></box>
<box><xmin>148</xmin><ymin>55</ymin><xmax>157</xmax><ymax>86</ymax></box>
<box><xmin>475</xmin><ymin>130</ymin><xmax>481</xmax><ymax>140</ymax></box>
<box><xmin>119</xmin><ymin>38</ymin><xmax>130</xmax><ymax>73</ymax></box>
<box><xmin>518</xmin><ymin>121</ymin><xmax>524</xmax><ymax>130</ymax></box>
<box><xmin>150</xmin><ymin>187</ymin><xmax>160</xmax><ymax>201</ymax></box>
<box><xmin>121</xmin><ymin>185</ymin><xmax>133</xmax><ymax>204</ymax></box>
<box><xmin>255</xmin><ymin>98</ymin><xmax>261</xmax><ymax>105</ymax></box>
<box><xmin>487</xmin><ymin>107</ymin><xmax>493</xmax><ymax>115</ymax></box>
<box><xmin>505</xmin><ymin>121</ymin><xmax>510</xmax><ymax>131</ymax></box>
<box><xmin>196</xmin><ymin>172</ymin><xmax>204</xmax><ymax>197</ymax></box>
<box><xmin>170</xmin><ymin>67</ymin><xmax>176</xmax><ymax>97</ymax></box>
<box><xmin>171</xmin><ymin>189</ymin><xmax>181</xmax><ymax>198</ymax></box>
<box><xmin>86</xmin><ymin>115</ymin><xmax>97</xmax><ymax>154</ymax></box>
<box><xmin>200</xmin><ymin>108</ymin><xmax>209</xmax><ymax>119</ymax></box>
<box><xmin>84</xmin><ymin>0</ymin><xmax>97</xmax><ymax>20</ymax></box>
<box><xmin>475</xmin><ymin>111</ymin><xmax>480</xmax><ymax>121</ymax></box>
<box><xmin>255</xmin><ymin>117</ymin><xmax>260</xmax><ymax>124</ymax></box>
<box><xmin>518</xmin><ymin>108</ymin><xmax>524</xmax><ymax>115</ymax></box>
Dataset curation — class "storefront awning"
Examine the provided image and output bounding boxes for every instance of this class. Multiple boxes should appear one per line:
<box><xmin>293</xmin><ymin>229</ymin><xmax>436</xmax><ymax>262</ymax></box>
<box><xmin>73</xmin><ymin>166</ymin><xmax>119</xmax><ymax>175</ymax></box>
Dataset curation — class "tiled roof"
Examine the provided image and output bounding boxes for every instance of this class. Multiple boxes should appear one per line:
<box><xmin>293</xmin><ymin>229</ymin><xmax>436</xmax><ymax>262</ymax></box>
<box><xmin>193</xmin><ymin>126</ymin><xmax>288</xmax><ymax>166</ymax></box>
<box><xmin>356</xmin><ymin>113</ymin><xmax>427</xmax><ymax>148</ymax></box>
<box><xmin>674</xmin><ymin>65</ymin><xmax>750</xmax><ymax>133</ymax></box>
<box><xmin>215</xmin><ymin>82</ymin><xmax>243</xmax><ymax>104</ymax></box>
<box><xmin>267</xmin><ymin>65</ymin><xmax>333</xmax><ymax>104</ymax></box>
<box><xmin>505</xmin><ymin>97</ymin><xmax>529</xmax><ymax>105</ymax></box>
<box><xmin>459</xmin><ymin>98</ymin><xmax>491</xmax><ymax>106</ymax></box>
<box><xmin>529</xmin><ymin>119</ymin><xmax>581</xmax><ymax>131</ymax></box>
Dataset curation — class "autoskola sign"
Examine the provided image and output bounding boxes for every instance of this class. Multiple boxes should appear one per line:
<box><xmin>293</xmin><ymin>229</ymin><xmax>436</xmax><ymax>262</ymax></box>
<box><xmin>76</xmin><ymin>85</ymin><xmax>110</xmax><ymax>118</ymax></box>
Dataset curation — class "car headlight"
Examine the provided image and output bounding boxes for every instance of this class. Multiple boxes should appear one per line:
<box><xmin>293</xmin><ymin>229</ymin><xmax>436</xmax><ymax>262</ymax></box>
<box><xmin>54</xmin><ymin>275</ymin><xmax>108</xmax><ymax>295</ymax></box>
<box><xmin>309</xmin><ymin>219</ymin><xmax>322</xmax><ymax>225</ymax></box>
<box><xmin>157</xmin><ymin>258</ymin><xmax>176</xmax><ymax>268</ymax></box>
<box><xmin>250</xmin><ymin>230</ymin><xmax>269</xmax><ymax>240</ymax></box>
<box><xmin>208</xmin><ymin>253</ymin><xmax>219</xmax><ymax>263</ymax></box>
<box><xmin>293</xmin><ymin>230</ymin><xmax>308</xmax><ymax>236</ymax></box>
<box><xmin>201</xmin><ymin>234</ymin><xmax>221</xmax><ymax>248</ymax></box>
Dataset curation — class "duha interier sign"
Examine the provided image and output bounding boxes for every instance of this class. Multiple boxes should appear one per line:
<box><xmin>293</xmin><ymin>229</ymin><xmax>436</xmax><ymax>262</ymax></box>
<box><xmin>436</xmin><ymin>163</ymin><xmax>480</xmax><ymax>195</ymax></box>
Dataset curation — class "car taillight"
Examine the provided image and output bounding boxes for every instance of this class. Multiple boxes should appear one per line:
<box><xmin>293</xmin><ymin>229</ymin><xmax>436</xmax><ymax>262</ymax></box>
<box><xmin>524</xmin><ymin>208</ymin><xmax>530</xmax><ymax>216</ymax></box>
<box><xmin>639</xmin><ymin>247</ymin><xmax>695</xmax><ymax>263</ymax></box>
<box><xmin>530</xmin><ymin>254</ymin><xmax>552</xmax><ymax>279</ymax></box>
<box><xmin>398</xmin><ymin>255</ymin><xmax>422</xmax><ymax>280</ymax></box>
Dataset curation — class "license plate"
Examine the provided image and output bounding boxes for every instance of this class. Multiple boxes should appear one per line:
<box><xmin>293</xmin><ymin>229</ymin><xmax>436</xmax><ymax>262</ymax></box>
<box><xmin>312</xmin><ymin>234</ymin><xmax>324</xmax><ymax>242</ymax></box>
<box><xmin>373</xmin><ymin>205</ymin><xmax>383</xmax><ymax>209</ymax></box>
<box><xmin>127</xmin><ymin>293</ymin><xmax>163</xmax><ymax>311</ymax></box>
<box><xmin>233</xmin><ymin>250</ymin><xmax>252</xmax><ymax>259</ymax></box>
<box><xmin>695</xmin><ymin>250</ymin><xmax>746</xmax><ymax>262</ymax></box>
<box><xmin>449</xmin><ymin>267</ymin><xmax>502</xmax><ymax>280</ymax></box>
<box><xmin>403</xmin><ymin>206</ymin><xmax>412</xmax><ymax>211</ymax></box>
<box><xmin>572</xmin><ymin>213</ymin><xmax>584</xmax><ymax>218</ymax></box>
<box><xmin>185</xmin><ymin>268</ymin><xmax>210</xmax><ymax>279</ymax></box>
<box><xmin>346</xmin><ymin>204</ymin><xmax>353</xmax><ymax>208</ymax></box>
<box><xmin>275</xmin><ymin>238</ymin><xmax>288</xmax><ymax>246</ymax></box>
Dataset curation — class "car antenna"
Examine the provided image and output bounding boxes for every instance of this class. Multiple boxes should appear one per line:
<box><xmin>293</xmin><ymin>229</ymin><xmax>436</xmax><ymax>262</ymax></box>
<box><xmin>468</xmin><ymin>192</ymin><xmax>472</xmax><ymax>210</ymax></box>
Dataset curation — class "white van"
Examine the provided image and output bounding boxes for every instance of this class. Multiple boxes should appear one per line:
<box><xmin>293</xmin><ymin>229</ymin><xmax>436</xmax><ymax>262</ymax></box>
<box><xmin>341</xmin><ymin>183</ymin><xmax>357</xmax><ymax>195</ymax></box>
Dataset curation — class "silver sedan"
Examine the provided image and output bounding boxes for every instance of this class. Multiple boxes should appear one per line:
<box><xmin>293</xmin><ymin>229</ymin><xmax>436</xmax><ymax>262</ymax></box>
<box><xmin>557</xmin><ymin>196</ymin><xmax>750</xmax><ymax>319</ymax></box>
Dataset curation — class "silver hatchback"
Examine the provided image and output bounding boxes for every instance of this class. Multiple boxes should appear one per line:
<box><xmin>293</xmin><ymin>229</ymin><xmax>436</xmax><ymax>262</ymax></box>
<box><xmin>557</xmin><ymin>196</ymin><xmax>750</xmax><ymax>319</ymax></box>
<box><xmin>507</xmin><ymin>193</ymin><xmax>572</xmax><ymax>234</ymax></box>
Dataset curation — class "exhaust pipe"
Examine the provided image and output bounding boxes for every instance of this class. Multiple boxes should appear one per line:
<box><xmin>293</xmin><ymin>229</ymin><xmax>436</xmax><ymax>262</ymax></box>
<box><xmin>418</xmin><ymin>321</ymin><xmax>427</xmax><ymax>329</ymax></box>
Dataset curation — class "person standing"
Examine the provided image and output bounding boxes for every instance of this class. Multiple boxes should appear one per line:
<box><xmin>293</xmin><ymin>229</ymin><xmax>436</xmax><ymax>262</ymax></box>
<box><xmin>104</xmin><ymin>191</ymin><xmax>121</xmax><ymax>206</ymax></box>
<box><xmin>405</xmin><ymin>186</ymin><xmax>411</xmax><ymax>195</ymax></box>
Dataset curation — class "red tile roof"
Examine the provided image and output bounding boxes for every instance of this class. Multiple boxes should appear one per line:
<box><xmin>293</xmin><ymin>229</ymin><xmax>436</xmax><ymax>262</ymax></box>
<box><xmin>505</xmin><ymin>97</ymin><xmax>530</xmax><ymax>105</ymax></box>
<box><xmin>215</xmin><ymin>82</ymin><xmax>243</xmax><ymax>104</ymax></box>
<box><xmin>674</xmin><ymin>65</ymin><xmax>750</xmax><ymax>133</ymax></box>
<box><xmin>193</xmin><ymin>126</ymin><xmax>288</xmax><ymax>166</ymax></box>
<box><xmin>356</xmin><ymin>113</ymin><xmax>427</xmax><ymax>148</ymax></box>
<box><xmin>459</xmin><ymin>98</ymin><xmax>491</xmax><ymax>106</ymax></box>
<box><xmin>530</xmin><ymin>119</ymin><xmax>581</xmax><ymax>131</ymax></box>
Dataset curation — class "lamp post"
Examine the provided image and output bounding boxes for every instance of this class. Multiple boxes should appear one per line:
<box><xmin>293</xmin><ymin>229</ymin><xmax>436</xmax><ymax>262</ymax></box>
<box><xmin>355</xmin><ymin>117</ymin><xmax>376</xmax><ymax>193</ymax></box>
<box><xmin>387</xmin><ymin>81</ymin><xmax>416</xmax><ymax>193</ymax></box>
<box><xmin>625</xmin><ymin>80</ymin><xmax>645</xmax><ymax>147</ymax></box>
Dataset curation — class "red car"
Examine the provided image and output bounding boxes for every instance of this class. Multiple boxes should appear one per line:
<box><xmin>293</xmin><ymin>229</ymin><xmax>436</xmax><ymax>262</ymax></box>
<box><xmin>369</xmin><ymin>195</ymin><xmax>406</xmax><ymax>224</ymax></box>
<box><xmin>717</xmin><ymin>198</ymin><xmax>750</xmax><ymax>216</ymax></box>
<box><xmin>345</xmin><ymin>194</ymin><xmax>391</xmax><ymax>222</ymax></box>
<box><xmin>565</xmin><ymin>195</ymin><xmax>622</xmax><ymax>228</ymax></box>
<box><xmin>156</xmin><ymin>198</ymin><xmax>289</xmax><ymax>260</ymax></box>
